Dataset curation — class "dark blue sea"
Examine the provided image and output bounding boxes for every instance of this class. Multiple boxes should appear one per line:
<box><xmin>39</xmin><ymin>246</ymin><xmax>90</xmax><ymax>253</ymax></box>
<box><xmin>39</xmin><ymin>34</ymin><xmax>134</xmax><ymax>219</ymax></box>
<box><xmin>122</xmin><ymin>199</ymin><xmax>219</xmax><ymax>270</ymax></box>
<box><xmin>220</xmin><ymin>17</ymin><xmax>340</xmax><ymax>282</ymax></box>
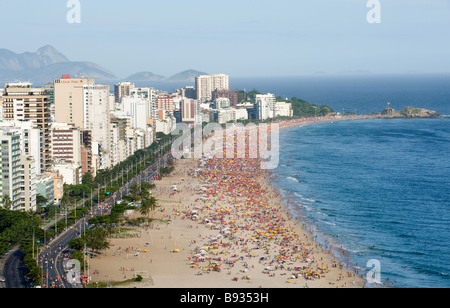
<box><xmin>149</xmin><ymin>73</ymin><xmax>450</xmax><ymax>115</ymax></box>
<box><xmin>272</xmin><ymin>118</ymin><xmax>450</xmax><ymax>288</ymax></box>
<box><xmin>154</xmin><ymin>74</ymin><xmax>450</xmax><ymax>287</ymax></box>
<box><xmin>240</xmin><ymin>74</ymin><xmax>450</xmax><ymax>288</ymax></box>
<box><xmin>230</xmin><ymin>74</ymin><xmax>450</xmax><ymax>116</ymax></box>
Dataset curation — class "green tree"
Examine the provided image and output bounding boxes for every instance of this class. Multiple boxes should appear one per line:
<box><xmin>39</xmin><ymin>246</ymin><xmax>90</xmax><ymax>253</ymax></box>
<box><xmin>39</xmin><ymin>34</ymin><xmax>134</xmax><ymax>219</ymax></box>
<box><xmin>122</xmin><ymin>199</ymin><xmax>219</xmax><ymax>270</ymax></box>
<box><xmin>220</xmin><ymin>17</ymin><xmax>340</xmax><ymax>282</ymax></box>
<box><xmin>83</xmin><ymin>228</ymin><xmax>109</xmax><ymax>254</ymax></box>
<box><xmin>82</xmin><ymin>172</ymin><xmax>94</xmax><ymax>186</ymax></box>
<box><xmin>140</xmin><ymin>196</ymin><xmax>158</xmax><ymax>221</ymax></box>
<box><xmin>36</xmin><ymin>194</ymin><xmax>48</xmax><ymax>206</ymax></box>
<box><xmin>129</xmin><ymin>184</ymin><xmax>141</xmax><ymax>201</ymax></box>
<box><xmin>1</xmin><ymin>195</ymin><xmax>12</xmax><ymax>210</ymax></box>
<box><xmin>69</xmin><ymin>237</ymin><xmax>85</xmax><ymax>251</ymax></box>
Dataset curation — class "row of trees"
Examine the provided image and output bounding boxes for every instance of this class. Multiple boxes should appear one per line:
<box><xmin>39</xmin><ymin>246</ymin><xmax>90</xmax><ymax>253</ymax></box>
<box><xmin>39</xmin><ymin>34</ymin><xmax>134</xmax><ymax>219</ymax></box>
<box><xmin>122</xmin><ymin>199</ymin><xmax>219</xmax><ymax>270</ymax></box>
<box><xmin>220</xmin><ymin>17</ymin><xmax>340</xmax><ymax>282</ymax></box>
<box><xmin>68</xmin><ymin>181</ymin><xmax>162</xmax><ymax>273</ymax></box>
<box><xmin>0</xmin><ymin>132</ymin><xmax>174</xmax><ymax>286</ymax></box>
<box><xmin>0</xmin><ymin>207</ymin><xmax>44</xmax><ymax>282</ymax></box>
<box><xmin>63</xmin><ymin>132</ymin><xmax>174</xmax><ymax>208</ymax></box>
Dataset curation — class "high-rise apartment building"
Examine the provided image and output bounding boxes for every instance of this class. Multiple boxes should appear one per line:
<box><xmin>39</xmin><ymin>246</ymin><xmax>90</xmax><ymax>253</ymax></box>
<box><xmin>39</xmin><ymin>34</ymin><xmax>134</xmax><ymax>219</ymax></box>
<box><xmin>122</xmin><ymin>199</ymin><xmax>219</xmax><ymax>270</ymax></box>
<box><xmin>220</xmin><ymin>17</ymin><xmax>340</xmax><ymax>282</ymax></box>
<box><xmin>19</xmin><ymin>154</ymin><xmax>36</xmax><ymax>212</ymax></box>
<box><xmin>212</xmin><ymin>89</ymin><xmax>238</xmax><ymax>106</ymax></box>
<box><xmin>114</xmin><ymin>81</ymin><xmax>134</xmax><ymax>103</ymax></box>
<box><xmin>54</xmin><ymin>76</ymin><xmax>95</xmax><ymax>129</ymax></box>
<box><xmin>54</xmin><ymin>76</ymin><xmax>110</xmax><ymax>169</ymax></box>
<box><xmin>180</xmin><ymin>98</ymin><xmax>202</xmax><ymax>125</ymax></box>
<box><xmin>80</xmin><ymin>130</ymin><xmax>94</xmax><ymax>176</ymax></box>
<box><xmin>83</xmin><ymin>84</ymin><xmax>111</xmax><ymax>155</ymax></box>
<box><xmin>122</xmin><ymin>95</ymin><xmax>148</xmax><ymax>131</ymax></box>
<box><xmin>0</xmin><ymin>130</ymin><xmax>22</xmax><ymax>210</ymax></box>
<box><xmin>195</xmin><ymin>74</ymin><xmax>229</xmax><ymax>102</ymax></box>
<box><xmin>51</xmin><ymin>123</ymin><xmax>82</xmax><ymax>166</ymax></box>
<box><xmin>155</xmin><ymin>94</ymin><xmax>175</xmax><ymax>112</ymax></box>
<box><xmin>1</xmin><ymin>83</ymin><xmax>52</xmax><ymax>173</ymax></box>
<box><xmin>0</xmin><ymin>121</ymin><xmax>42</xmax><ymax>175</ymax></box>
<box><xmin>255</xmin><ymin>93</ymin><xmax>276</xmax><ymax>121</ymax></box>
<box><xmin>129</xmin><ymin>87</ymin><xmax>157</xmax><ymax>120</ymax></box>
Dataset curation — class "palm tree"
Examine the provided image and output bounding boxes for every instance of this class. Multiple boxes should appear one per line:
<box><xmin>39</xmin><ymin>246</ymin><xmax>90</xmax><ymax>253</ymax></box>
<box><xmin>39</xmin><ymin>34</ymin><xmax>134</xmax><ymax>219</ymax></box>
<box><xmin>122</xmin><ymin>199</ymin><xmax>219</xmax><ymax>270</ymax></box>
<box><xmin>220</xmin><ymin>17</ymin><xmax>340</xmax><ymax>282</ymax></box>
<box><xmin>139</xmin><ymin>196</ymin><xmax>158</xmax><ymax>225</ymax></box>
<box><xmin>1</xmin><ymin>195</ymin><xmax>12</xmax><ymax>210</ymax></box>
<box><xmin>129</xmin><ymin>184</ymin><xmax>141</xmax><ymax>201</ymax></box>
<box><xmin>147</xmin><ymin>196</ymin><xmax>158</xmax><ymax>216</ymax></box>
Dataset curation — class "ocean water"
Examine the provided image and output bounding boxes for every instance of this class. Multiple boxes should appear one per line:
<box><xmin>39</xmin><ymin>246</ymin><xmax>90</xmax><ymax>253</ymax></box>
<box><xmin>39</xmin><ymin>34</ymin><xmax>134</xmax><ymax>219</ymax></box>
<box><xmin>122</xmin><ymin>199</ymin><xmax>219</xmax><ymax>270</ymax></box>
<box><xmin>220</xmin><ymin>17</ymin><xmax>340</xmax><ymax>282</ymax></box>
<box><xmin>135</xmin><ymin>73</ymin><xmax>450</xmax><ymax>115</ymax></box>
<box><xmin>271</xmin><ymin>118</ymin><xmax>450</xmax><ymax>288</ymax></box>
<box><xmin>228</xmin><ymin>74</ymin><xmax>450</xmax><ymax>288</ymax></box>
<box><xmin>230</xmin><ymin>74</ymin><xmax>450</xmax><ymax>116</ymax></box>
<box><xmin>145</xmin><ymin>74</ymin><xmax>450</xmax><ymax>287</ymax></box>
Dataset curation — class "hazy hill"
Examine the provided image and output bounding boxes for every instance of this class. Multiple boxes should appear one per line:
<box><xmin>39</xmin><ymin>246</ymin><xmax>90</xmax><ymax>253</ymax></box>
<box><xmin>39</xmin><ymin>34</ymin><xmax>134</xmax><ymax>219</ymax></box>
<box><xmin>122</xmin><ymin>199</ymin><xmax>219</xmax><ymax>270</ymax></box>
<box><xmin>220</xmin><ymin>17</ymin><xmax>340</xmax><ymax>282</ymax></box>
<box><xmin>124</xmin><ymin>71</ymin><xmax>167</xmax><ymax>82</ymax></box>
<box><xmin>0</xmin><ymin>45</ymin><xmax>117</xmax><ymax>85</ymax></box>
<box><xmin>0</xmin><ymin>45</ymin><xmax>69</xmax><ymax>71</ymax></box>
<box><xmin>124</xmin><ymin>69</ymin><xmax>208</xmax><ymax>83</ymax></box>
<box><xmin>166</xmin><ymin>69</ymin><xmax>207</xmax><ymax>82</ymax></box>
<box><xmin>0</xmin><ymin>45</ymin><xmax>209</xmax><ymax>86</ymax></box>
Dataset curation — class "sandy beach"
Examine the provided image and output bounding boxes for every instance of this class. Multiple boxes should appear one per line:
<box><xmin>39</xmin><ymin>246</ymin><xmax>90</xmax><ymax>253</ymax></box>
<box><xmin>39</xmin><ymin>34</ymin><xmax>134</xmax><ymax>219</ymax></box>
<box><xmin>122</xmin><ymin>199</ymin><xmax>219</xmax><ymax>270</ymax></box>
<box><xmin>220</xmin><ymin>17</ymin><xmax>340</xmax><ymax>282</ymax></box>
<box><xmin>89</xmin><ymin>118</ymin><xmax>367</xmax><ymax>288</ymax></box>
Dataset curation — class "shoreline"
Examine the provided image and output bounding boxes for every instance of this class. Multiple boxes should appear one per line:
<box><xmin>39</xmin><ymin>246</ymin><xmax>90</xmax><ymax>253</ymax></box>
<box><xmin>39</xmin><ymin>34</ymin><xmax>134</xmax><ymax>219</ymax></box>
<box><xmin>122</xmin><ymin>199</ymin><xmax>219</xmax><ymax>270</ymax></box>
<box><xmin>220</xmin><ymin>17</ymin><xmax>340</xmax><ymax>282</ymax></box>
<box><xmin>88</xmin><ymin>119</ymin><xmax>367</xmax><ymax>288</ymax></box>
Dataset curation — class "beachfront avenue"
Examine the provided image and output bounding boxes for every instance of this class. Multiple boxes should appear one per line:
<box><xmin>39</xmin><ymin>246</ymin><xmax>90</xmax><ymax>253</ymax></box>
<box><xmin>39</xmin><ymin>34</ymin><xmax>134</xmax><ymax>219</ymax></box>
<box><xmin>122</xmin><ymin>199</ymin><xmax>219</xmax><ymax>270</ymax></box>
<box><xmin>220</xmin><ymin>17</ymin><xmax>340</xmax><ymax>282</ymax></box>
<box><xmin>37</xmin><ymin>153</ymin><xmax>171</xmax><ymax>288</ymax></box>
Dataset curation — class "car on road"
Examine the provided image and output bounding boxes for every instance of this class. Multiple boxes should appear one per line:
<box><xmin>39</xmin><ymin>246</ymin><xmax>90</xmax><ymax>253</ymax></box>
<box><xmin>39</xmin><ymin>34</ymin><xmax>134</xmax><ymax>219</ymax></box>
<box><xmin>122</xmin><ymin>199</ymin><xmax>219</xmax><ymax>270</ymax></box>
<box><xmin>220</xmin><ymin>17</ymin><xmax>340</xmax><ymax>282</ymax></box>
<box><xmin>0</xmin><ymin>276</ymin><xmax>6</xmax><ymax>282</ymax></box>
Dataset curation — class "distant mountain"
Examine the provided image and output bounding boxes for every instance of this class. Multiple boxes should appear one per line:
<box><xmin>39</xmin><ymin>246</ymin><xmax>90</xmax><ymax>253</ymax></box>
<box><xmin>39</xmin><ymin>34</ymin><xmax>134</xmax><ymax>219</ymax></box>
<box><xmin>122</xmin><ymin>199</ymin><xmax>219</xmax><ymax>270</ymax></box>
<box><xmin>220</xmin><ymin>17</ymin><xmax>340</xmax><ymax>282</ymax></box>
<box><xmin>124</xmin><ymin>69</ymin><xmax>208</xmax><ymax>83</ymax></box>
<box><xmin>167</xmin><ymin>69</ymin><xmax>207</xmax><ymax>82</ymax></box>
<box><xmin>0</xmin><ymin>45</ymin><xmax>69</xmax><ymax>71</ymax></box>
<box><xmin>0</xmin><ymin>45</ymin><xmax>117</xmax><ymax>85</ymax></box>
<box><xmin>0</xmin><ymin>45</ymin><xmax>211</xmax><ymax>86</ymax></box>
<box><xmin>125</xmin><ymin>71</ymin><xmax>167</xmax><ymax>82</ymax></box>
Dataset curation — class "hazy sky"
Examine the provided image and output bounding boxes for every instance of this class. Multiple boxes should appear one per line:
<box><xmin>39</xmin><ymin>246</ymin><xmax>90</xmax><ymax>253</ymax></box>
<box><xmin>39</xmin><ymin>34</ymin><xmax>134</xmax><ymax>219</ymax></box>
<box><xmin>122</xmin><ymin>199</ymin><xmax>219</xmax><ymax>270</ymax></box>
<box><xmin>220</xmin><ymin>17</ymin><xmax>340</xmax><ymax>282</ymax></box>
<box><xmin>1</xmin><ymin>0</ymin><xmax>450</xmax><ymax>78</ymax></box>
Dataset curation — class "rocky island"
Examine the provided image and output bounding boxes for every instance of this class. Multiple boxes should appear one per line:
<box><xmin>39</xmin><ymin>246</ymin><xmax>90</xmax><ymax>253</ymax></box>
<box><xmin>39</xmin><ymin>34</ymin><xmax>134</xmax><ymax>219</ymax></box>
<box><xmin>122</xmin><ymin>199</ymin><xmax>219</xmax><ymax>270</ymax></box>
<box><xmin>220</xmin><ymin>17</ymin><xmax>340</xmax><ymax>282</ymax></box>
<box><xmin>377</xmin><ymin>106</ymin><xmax>442</xmax><ymax>119</ymax></box>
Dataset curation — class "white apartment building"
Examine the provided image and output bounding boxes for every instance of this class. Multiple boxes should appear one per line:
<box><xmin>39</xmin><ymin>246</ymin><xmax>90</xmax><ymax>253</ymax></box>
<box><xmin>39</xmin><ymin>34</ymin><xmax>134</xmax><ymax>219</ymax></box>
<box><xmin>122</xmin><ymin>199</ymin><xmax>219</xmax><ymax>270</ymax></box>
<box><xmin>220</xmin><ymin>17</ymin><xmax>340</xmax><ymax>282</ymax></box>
<box><xmin>274</xmin><ymin>102</ymin><xmax>293</xmax><ymax>118</ymax></box>
<box><xmin>0</xmin><ymin>121</ymin><xmax>42</xmax><ymax>175</ymax></box>
<box><xmin>129</xmin><ymin>87</ymin><xmax>157</xmax><ymax>120</ymax></box>
<box><xmin>255</xmin><ymin>93</ymin><xmax>276</xmax><ymax>121</ymax></box>
<box><xmin>213</xmin><ymin>107</ymin><xmax>248</xmax><ymax>124</ymax></box>
<box><xmin>0</xmin><ymin>130</ymin><xmax>22</xmax><ymax>210</ymax></box>
<box><xmin>52</xmin><ymin>160</ymin><xmax>82</xmax><ymax>185</ymax></box>
<box><xmin>122</xmin><ymin>95</ymin><xmax>148</xmax><ymax>131</ymax></box>
<box><xmin>109</xmin><ymin>93</ymin><xmax>116</xmax><ymax>112</ymax></box>
<box><xmin>19</xmin><ymin>154</ymin><xmax>37</xmax><ymax>212</ymax></box>
<box><xmin>214</xmin><ymin>97</ymin><xmax>231</xmax><ymax>109</ymax></box>
<box><xmin>124</xmin><ymin>128</ymin><xmax>145</xmax><ymax>159</ymax></box>
<box><xmin>195</xmin><ymin>74</ymin><xmax>229</xmax><ymax>102</ymax></box>
<box><xmin>233</xmin><ymin>108</ymin><xmax>249</xmax><ymax>121</ymax></box>
<box><xmin>83</xmin><ymin>84</ymin><xmax>110</xmax><ymax>154</ymax></box>
<box><xmin>216</xmin><ymin>108</ymin><xmax>234</xmax><ymax>124</ymax></box>
<box><xmin>109</xmin><ymin>122</ymin><xmax>121</xmax><ymax>167</ymax></box>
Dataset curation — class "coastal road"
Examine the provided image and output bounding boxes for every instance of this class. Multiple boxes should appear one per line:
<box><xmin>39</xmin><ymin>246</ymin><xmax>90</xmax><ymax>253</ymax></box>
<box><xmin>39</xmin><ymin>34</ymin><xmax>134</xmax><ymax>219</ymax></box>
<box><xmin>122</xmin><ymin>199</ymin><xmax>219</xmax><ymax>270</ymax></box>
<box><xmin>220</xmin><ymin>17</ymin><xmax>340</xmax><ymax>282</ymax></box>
<box><xmin>40</xmin><ymin>154</ymin><xmax>171</xmax><ymax>288</ymax></box>
<box><xmin>2</xmin><ymin>248</ymin><xmax>29</xmax><ymax>288</ymax></box>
